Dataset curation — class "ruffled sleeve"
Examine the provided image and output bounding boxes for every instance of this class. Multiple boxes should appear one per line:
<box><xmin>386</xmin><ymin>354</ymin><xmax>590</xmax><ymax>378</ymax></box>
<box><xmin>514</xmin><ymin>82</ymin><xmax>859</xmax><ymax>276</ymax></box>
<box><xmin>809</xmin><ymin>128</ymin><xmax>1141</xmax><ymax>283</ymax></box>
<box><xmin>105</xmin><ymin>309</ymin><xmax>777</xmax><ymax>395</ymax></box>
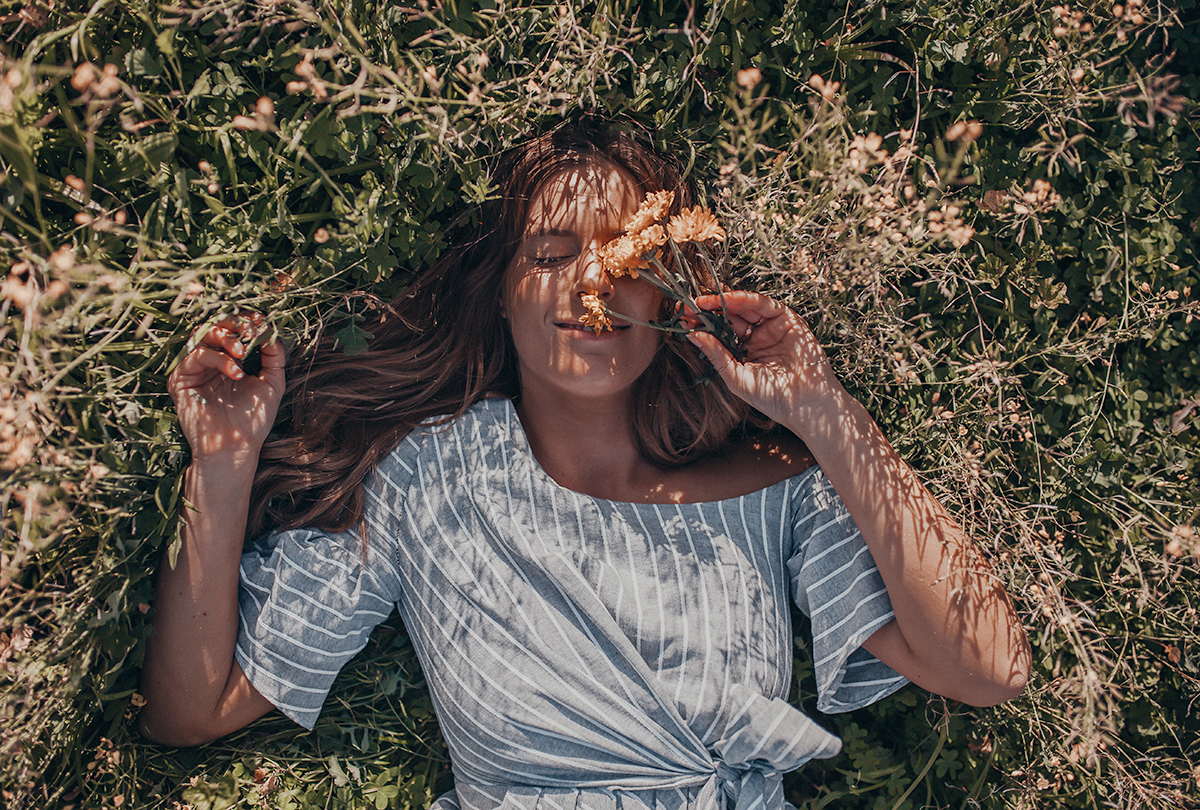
<box><xmin>234</xmin><ymin>439</ymin><xmax>417</xmax><ymax>729</ymax></box>
<box><xmin>787</xmin><ymin>468</ymin><xmax>908</xmax><ymax>714</ymax></box>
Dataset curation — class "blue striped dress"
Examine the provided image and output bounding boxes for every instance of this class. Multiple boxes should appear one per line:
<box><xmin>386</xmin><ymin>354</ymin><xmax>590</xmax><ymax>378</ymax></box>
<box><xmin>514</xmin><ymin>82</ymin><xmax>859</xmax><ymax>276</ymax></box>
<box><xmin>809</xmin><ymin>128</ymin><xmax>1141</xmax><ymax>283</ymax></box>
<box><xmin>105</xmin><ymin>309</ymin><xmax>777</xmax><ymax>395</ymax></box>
<box><xmin>235</xmin><ymin>397</ymin><xmax>907</xmax><ymax>810</ymax></box>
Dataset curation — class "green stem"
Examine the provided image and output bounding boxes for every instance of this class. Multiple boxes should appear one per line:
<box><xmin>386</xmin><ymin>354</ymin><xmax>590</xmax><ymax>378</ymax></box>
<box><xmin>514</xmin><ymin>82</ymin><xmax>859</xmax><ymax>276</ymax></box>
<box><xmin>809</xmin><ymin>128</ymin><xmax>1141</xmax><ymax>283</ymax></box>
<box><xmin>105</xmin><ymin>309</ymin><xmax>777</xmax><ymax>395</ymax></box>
<box><xmin>887</xmin><ymin>712</ymin><xmax>949</xmax><ymax>810</ymax></box>
<box><xmin>607</xmin><ymin>253</ymin><xmax>746</xmax><ymax>362</ymax></box>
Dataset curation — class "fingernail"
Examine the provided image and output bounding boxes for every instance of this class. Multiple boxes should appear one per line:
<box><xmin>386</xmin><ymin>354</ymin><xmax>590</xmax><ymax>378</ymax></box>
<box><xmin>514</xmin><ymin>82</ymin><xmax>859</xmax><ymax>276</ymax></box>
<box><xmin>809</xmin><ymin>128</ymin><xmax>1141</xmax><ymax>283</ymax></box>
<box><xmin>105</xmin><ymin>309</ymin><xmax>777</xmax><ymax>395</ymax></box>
<box><xmin>232</xmin><ymin>342</ymin><xmax>244</xmax><ymax>357</ymax></box>
<box><xmin>234</xmin><ymin>368</ymin><xmax>245</xmax><ymax>379</ymax></box>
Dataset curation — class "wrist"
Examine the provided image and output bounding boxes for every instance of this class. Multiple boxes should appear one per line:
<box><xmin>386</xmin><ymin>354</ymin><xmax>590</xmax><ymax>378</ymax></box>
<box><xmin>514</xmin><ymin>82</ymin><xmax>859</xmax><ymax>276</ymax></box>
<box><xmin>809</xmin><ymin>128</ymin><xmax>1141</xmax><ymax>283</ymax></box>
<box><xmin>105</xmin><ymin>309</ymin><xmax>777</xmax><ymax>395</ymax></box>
<box><xmin>188</xmin><ymin>444</ymin><xmax>263</xmax><ymax>475</ymax></box>
<box><xmin>780</xmin><ymin>377</ymin><xmax>865</xmax><ymax>447</ymax></box>
<box><xmin>184</xmin><ymin>458</ymin><xmax>257</xmax><ymax>505</ymax></box>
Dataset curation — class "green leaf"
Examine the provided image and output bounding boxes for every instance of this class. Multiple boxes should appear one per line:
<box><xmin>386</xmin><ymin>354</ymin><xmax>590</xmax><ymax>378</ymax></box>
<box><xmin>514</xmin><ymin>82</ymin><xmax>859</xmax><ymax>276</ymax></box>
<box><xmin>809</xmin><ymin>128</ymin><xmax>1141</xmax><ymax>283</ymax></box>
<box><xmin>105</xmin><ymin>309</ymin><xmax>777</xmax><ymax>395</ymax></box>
<box><xmin>333</xmin><ymin>323</ymin><xmax>374</xmax><ymax>355</ymax></box>
<box><xmin>328</xmin><ymin>755</ymin><xmax>349</xmax><ymax>787</ymax></box>
<box><xmin>156</xmin><ymin>26</ymin><xmax>177</xmax><ymax>59</ymax></box>
<box><xmin>125</xmin><ymin>48</ymin><xmax>164</xmax><ymax>78</ymax></box>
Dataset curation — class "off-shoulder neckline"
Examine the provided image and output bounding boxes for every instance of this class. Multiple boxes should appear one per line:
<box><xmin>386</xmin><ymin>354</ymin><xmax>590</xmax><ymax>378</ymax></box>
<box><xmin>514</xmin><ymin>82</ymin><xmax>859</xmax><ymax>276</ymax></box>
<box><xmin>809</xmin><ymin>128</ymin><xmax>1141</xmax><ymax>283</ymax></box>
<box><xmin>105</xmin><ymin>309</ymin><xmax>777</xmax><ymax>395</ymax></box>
<box><xmin>467</xmin><ymin>397</ymin><xmax>820</xmax><ymax>508</ymax></box>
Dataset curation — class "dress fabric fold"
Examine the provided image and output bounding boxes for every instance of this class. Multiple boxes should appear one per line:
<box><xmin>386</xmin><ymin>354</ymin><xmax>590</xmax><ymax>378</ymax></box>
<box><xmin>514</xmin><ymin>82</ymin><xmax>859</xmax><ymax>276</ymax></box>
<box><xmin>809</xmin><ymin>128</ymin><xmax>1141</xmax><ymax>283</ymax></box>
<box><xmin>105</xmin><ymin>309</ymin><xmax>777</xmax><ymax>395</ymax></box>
<box><xmin>236</xmin><ymin>398</ymin><xmax>907</xmax><ymax>810</ymax></box>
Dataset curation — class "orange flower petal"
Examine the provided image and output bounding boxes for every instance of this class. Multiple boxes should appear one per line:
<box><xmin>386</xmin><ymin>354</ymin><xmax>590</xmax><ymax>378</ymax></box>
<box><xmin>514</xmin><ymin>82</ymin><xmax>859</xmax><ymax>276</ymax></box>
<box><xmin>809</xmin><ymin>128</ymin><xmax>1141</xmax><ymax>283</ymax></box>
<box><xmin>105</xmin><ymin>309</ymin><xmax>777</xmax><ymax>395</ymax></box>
<box><xmin>666</xmin><ymin>206</ymin><xmax>726</xmax><ymax>243</ymax></box>
<box><xmin>578</xmin><ymin>293</ymin><xmax>612</xmax><ymax>334</ymax></box>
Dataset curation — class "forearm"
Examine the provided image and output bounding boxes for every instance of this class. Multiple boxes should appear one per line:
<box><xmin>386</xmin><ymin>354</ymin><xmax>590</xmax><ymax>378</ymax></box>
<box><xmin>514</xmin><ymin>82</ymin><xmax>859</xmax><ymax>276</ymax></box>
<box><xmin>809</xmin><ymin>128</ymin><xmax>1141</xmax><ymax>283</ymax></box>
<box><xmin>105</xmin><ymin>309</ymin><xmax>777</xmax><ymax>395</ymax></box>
<box><xmin>140</xmin><ymin>460</ymin><xmax>266</xmax><ymax>744</ymax></box>
<box><xmin>783</xmin><ymin>375</ymin><xmax>1030</xmax><ymax>705</ymax></box>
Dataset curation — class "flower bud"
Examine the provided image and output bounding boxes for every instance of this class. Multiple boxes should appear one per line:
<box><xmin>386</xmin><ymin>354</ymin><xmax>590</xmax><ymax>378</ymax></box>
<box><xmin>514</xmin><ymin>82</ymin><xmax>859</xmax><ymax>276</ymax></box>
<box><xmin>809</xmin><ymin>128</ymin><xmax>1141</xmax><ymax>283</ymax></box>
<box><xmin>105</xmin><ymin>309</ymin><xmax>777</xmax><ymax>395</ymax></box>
<box><xmin>736</xmin><ymin>67</ymin><xmax>762</xmax><ymax>90</ymax></box>
<box><xmin>49</xmin><ymin>246</ymin><xmax>75</xmax><ymax>272</ymax></box>
<box><xmin>71</xmin><ymin>63</ymin><xmax>97</xmax><ymax>92</ymax></box>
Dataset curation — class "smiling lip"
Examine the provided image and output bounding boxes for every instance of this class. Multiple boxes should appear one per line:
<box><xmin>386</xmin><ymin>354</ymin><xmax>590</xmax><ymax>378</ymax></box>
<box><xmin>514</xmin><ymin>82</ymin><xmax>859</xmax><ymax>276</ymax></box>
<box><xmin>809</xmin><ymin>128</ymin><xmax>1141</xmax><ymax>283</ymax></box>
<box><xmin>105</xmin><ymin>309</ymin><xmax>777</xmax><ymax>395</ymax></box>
<box><xmin>555</xmin><ymin>321</ymin><xmax>630</xmax><ymax>332</ymax></box>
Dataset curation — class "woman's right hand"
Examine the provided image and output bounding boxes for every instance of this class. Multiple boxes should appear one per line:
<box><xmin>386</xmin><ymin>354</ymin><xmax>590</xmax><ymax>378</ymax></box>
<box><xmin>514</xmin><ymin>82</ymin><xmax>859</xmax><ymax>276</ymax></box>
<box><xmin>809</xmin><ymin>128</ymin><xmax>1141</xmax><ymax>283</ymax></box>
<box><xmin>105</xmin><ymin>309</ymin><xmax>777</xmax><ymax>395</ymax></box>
<box><xmin>168</xmin><ymin>313</ymin><xmax>286</xmax><ymax>464</ymax></box>
<box><xmin>143</xmin><ymin>313</ymin><xmax>284</xmax><ymax>746</ymax></box>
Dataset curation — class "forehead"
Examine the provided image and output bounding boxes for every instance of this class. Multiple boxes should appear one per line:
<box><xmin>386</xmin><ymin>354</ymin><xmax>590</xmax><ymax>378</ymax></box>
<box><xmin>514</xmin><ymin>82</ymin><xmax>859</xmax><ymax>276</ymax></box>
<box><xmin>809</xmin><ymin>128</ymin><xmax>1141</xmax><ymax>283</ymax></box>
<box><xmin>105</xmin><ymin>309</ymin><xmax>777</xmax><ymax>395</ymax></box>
<box><xmin>523</xmin><ymin>162</ymin><xmax>641</xmax><ymax>233</ymax></box>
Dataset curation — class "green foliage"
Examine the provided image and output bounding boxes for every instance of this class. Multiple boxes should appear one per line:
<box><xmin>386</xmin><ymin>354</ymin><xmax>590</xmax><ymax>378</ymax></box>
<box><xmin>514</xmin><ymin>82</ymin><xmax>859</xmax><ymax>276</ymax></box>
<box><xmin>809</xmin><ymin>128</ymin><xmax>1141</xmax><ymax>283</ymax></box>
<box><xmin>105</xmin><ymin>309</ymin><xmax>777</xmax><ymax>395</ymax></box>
<box><xmin>1</xmin><ymin>0</ymin><xmax>1197</xmax><ymax>809</ymax></box>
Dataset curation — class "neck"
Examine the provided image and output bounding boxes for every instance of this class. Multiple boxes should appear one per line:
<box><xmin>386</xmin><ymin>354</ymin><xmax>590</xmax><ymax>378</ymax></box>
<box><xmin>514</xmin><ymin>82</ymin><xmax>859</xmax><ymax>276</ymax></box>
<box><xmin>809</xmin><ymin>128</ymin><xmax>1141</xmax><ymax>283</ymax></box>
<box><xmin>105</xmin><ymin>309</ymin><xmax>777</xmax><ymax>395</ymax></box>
<box><xmin>514</xmin><ymin>386</ymin><xmax>653</xmax><ymax>498</ymax></box>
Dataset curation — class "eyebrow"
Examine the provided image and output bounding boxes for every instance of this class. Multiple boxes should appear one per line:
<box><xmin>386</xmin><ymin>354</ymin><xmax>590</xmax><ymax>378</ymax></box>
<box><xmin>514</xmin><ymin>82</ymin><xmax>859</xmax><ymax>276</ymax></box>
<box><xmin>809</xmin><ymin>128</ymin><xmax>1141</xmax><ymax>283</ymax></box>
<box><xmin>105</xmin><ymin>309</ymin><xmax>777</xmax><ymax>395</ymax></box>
<box><xmin>523</xmin><ymin>228</ymin><xmax>575</xmax><ymax>240</ymax></box>
<box><xmin>522</xmin><ymin>227</ymin><xmax>628</xmax><ymax>242</ymax></box>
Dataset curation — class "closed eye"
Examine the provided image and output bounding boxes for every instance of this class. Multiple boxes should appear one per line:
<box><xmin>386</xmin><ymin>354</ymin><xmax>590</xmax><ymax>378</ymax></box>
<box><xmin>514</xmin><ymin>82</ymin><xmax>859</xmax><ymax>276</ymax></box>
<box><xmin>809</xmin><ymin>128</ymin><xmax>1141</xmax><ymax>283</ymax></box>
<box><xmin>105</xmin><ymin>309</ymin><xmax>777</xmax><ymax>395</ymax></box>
<box><xmin>533</xmin><ymin>255</ymin><xmax>574</xmax><ymax>266</ymax></box>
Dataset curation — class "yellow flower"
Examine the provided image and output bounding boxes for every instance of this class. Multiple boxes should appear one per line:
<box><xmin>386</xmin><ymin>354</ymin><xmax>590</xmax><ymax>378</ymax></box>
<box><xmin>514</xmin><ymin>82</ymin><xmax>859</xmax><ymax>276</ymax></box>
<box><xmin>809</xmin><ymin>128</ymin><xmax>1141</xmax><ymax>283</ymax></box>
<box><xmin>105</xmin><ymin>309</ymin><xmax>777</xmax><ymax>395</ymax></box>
<box><xmin>632</xmin><ymin>224</ymin><xmax>667</xmax><ymax>252</ymax></box>
<box><xmin>665</xmin><ymin>207</ymin><xmax>726</xmax><ymax>243</ymax></box>
<box><xmin>623</xmin><ymin>190</ymin><xmax>674</xmax><ymax>234</ymax></box>
<box><xmin>599</xmin><ymin>237</ymin><xmax>642</xmax><ymax>278</ymax></box>
<box><xmin>597</xmin><ymin>190</ymin><xmax>676</xmax><ymax>278</ymax></box>
<box><xmin>578</xmin><ymin>293</ymin><xmax>612</xmax><ymax>334</ymax></box>
<box><xmin>600</xmin><ymin>224</ymin><xmax>667</xmax><ymax>278</ymax></box>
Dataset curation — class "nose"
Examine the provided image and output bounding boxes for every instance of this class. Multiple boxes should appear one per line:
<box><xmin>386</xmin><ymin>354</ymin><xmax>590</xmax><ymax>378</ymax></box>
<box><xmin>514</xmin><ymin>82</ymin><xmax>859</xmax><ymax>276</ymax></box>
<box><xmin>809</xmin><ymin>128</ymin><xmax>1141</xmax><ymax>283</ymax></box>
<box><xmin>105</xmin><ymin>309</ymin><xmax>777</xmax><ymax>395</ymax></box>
<box><xmin>575</xmin><ymin>241</ymin><xmax>614</xmax><ymax>299</ymax></box>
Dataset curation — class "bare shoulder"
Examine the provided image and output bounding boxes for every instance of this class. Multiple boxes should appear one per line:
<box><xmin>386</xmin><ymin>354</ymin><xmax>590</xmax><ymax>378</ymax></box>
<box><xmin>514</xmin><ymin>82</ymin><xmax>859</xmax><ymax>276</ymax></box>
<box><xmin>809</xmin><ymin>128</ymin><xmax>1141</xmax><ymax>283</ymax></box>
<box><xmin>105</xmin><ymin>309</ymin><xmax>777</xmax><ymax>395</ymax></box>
<box><xmin>660</xmin><ymin>428</ymin><xmax>815</xmax><ymax>503</ymax></box>
<box><xmin>721</xmin><ymin>428</ymin><xmax>816</xmax><ymax>490</ymax></box>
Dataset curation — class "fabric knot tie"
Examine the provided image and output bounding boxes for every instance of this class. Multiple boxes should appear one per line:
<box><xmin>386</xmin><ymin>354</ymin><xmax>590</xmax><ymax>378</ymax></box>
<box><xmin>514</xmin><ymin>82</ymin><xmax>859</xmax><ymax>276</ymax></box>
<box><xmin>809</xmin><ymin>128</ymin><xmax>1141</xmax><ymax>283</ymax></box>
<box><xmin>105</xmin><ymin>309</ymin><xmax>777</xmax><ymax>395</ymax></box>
<box><xmin>693</xmin><ymin>761</ymin><xmax>772</xmax><ymax>810</ymax></box>
<box><xmin>691</xmin><ymin>684</ymin><xmax>846</xmax><ymax>810</ymax></box>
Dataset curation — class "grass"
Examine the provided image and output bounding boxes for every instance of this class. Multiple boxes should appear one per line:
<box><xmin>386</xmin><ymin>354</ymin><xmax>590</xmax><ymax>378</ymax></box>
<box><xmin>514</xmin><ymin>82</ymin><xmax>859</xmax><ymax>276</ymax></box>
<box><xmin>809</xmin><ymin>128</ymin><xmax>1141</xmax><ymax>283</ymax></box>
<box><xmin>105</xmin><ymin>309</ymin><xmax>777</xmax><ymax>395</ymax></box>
<box><xmin>1</xmin><ymin>0</ymin><xmax>1197</xmax><ymax>807</ymax></box>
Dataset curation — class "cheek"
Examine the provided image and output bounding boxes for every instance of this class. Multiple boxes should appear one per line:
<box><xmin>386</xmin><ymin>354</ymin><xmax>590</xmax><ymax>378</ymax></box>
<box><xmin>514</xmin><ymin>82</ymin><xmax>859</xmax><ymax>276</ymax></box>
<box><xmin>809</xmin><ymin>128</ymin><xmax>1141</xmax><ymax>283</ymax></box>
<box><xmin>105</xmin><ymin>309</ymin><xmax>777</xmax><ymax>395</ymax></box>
<box><xmin>503</xmin><ymin>277</ymin><xmax>537</xmax><ymax>326</ymax></box>
<box><xmin>501</xmin><ymin>268</ymin><xmax>530</xmax><ymax>322</ymax></box>
<box><xmin>618</xmin><ymin>280</ymin><xmax>667</xmax><ymax>319</ymax></box>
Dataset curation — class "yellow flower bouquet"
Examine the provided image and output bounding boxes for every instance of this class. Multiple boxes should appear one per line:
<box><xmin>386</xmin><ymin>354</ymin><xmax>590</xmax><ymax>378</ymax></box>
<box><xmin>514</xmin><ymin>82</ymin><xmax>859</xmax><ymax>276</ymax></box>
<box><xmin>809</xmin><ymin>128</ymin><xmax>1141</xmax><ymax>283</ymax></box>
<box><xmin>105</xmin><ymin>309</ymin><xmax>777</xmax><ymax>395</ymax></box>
<box><xmin>579</xmin><ymin>191</ymin><xmax>747</xmax><ymax>362</ymax></box>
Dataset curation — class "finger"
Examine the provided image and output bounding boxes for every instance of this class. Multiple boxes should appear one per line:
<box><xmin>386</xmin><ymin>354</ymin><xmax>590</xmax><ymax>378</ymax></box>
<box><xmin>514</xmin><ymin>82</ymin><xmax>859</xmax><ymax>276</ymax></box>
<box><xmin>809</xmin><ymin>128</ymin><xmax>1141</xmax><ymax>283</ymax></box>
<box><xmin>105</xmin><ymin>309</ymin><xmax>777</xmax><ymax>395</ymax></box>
<box><xmin>257</xmin><ymin>337</ymin><xmax>287</xmax><ymax>369</ymax></box>
<box><xmin>195</xmin><ymin>313</ymin><xmax>252</xmax><ymax>339</ymax></box>
<box><xmin>680</xmin><ymin>302</ymin><xmax>757</xmax><ymax>333</ymax></box>
<box><xmin>181</xmin><ymin>345</ymin><xmax>247</xmax><ymax>381</ymax></box>
<box><xmin>197</xmin><ymin>325</ymin><xmax>247</xmax><ymax>359</ymax></box>
<box><xmin>692</xmin><ymin>291</ymin><xmax>785</xmax><ymax>324</ymax></box>
<box><xmin>253</xmin><ymin>337</ymin><xmax>288</xmax><ymax>389</ymax></box>
<box><xmin>233</xmin><ymin>312</ymin><xmax>269</xmax><ymax>344</ymax></box>
<box><xmin>197</xmin><ymin>311</ymin><xmax>266</xmax><ymax>339</ymax></box>
<box><xmin>730</xmin><ymin>314</ymin><xmax>757</xmax><ymax>339</ymax></box>
<box><xmin>688</xmin><ymin>331</ymin><xmax>762</xmax><ymax>399</ymax></box>
<box><xmin>194</xmin><ymin>314</ymin><xmax>276</xmax><ymax>368</ymax></box>
<box><xmin>687</xmin><ymin>330</ymin><xmax>740</xmax><ymax>384</ymax></box>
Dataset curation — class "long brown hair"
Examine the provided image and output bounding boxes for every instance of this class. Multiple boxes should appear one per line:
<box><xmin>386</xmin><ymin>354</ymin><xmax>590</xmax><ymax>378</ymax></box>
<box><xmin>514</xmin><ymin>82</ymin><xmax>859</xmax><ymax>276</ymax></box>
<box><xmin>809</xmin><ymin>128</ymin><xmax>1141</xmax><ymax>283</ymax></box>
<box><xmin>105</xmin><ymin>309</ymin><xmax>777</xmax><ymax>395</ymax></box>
<box><xmin>248</xmin><ymin>113</ymin><xmax>760</xmax><ymax>537</ymax></box>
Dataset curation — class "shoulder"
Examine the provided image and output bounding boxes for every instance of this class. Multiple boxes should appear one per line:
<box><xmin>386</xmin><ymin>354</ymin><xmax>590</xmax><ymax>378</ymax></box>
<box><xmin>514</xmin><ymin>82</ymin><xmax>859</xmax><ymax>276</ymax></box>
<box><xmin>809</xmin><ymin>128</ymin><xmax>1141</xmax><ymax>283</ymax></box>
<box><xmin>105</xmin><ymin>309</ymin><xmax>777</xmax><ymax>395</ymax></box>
<box><xmin>714</xmin><ymin>427</ymin><xmax>816</xmax><ymax>493</ymax></box>
<box><xmin>378</xmin><ymin>397</ymin><xmax>517</xmax><ymax>475</ymax></box>
<box><xmin>662</xmin><ymin>427</ymin><xmax>816</xmax><ymax>502</ymax></box>
<box><xmin>731</xmin><ymin>427</ymin><xmax>815</xmax><ymax>479</ymax></box>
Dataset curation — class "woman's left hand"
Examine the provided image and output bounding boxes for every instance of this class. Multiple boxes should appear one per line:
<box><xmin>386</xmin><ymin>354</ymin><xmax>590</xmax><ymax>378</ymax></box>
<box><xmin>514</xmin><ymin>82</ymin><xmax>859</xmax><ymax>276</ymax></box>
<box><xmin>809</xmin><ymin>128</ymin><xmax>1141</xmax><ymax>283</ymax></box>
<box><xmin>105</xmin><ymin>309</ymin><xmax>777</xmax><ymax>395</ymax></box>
<box><xmin>683</xmin><ymin>291</ymin><xmax>840</xmax><ymax>424</ymax></box>
<box><xmin>688</xmin><ymin>292</ymin><xmax>1031</xmax><ymax>708</ymax></box>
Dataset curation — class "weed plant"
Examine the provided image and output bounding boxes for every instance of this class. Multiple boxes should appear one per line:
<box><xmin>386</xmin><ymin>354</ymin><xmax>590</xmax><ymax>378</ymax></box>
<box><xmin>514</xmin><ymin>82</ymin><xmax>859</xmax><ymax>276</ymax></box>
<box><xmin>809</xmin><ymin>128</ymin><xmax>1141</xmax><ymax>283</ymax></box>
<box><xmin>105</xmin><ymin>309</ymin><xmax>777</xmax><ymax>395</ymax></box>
<box><xmin>0</xmin><ymin>1</ymin><xmax>1197</xmax><ymax>809</ymax></box>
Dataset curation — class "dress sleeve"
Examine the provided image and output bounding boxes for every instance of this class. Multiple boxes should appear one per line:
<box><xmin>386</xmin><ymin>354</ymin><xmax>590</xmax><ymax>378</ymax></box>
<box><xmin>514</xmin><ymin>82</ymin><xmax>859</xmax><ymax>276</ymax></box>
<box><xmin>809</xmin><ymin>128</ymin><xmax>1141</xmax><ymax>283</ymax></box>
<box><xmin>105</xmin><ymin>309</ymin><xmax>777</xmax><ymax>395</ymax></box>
<box><xmin>235</xmin><ymin>444</ymin><xmax>415</xmax><ymax>730</ymax></box>
<box><xmin>787</xmin><ymin>467</ymin><xmax>908</xmax><ymax>714</ymax></box>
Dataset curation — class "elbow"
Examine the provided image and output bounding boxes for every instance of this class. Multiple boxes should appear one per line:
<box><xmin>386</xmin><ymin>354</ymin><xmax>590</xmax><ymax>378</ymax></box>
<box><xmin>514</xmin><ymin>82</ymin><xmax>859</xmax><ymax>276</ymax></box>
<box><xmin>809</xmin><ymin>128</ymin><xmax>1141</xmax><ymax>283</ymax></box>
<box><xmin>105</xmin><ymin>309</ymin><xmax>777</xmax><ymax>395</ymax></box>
<box><xmin>958</xmin><ymin>667</ymin><xmax>1028</xmax><ymax>707</ymax></box>
<box><xmin>138</xmin><ymin>705</ymin><xmax>224</xmax><ymax>748</ymax></box>
<box><xmin>957</xmin><ymin>636</ymin><xmax>1033</xmax><ymax>708</ymax></box>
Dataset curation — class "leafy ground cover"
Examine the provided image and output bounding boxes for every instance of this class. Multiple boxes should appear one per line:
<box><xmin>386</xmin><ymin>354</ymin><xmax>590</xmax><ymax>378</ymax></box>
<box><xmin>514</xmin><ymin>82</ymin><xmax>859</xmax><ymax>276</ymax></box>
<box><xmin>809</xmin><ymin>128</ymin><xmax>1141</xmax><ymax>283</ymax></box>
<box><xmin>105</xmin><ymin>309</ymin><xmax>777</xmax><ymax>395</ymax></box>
<box><xmin>1</xmin><ymin>0</ymin><xmax>1197</xmax><ymax>808</ymax></box>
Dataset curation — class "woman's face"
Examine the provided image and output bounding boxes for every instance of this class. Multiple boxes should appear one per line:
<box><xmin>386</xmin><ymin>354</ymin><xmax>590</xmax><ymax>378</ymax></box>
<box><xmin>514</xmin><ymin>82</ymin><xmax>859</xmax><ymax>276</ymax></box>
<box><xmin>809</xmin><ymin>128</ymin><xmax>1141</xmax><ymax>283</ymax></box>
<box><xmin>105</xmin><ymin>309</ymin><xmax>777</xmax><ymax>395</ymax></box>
<box><xmin>503</xmin><ymin>161</ymin><xmax>663</xmax><ymax>403</ymax></box>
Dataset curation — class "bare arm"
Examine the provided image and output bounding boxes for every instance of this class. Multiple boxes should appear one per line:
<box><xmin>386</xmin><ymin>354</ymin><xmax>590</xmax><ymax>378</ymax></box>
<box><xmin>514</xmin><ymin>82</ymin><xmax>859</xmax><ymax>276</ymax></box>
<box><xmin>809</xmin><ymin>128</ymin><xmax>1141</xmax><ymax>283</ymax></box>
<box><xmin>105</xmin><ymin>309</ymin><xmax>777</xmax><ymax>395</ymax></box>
<box><xmin>140</xmin><ymin>316</ymin><xmax>285</xmax><ymax>745</ymax></box>
<box><xmin>687</xmin><ymin>292</ymin><xmax>1031</xmax><ymax>706</ymax></box>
